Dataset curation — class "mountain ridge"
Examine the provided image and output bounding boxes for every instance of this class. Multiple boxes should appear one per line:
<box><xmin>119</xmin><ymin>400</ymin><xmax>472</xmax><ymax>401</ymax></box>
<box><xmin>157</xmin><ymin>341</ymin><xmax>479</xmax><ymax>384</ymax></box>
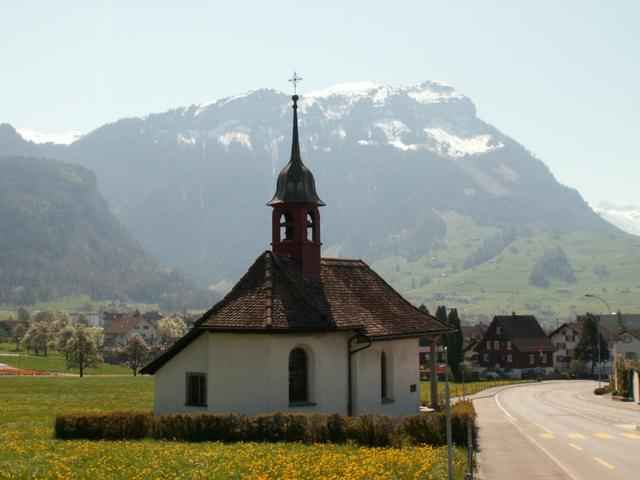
<box><xmin>0</xmin><ymin>81</ymin><xmax>616</xmax><ymax>294</ymax></box>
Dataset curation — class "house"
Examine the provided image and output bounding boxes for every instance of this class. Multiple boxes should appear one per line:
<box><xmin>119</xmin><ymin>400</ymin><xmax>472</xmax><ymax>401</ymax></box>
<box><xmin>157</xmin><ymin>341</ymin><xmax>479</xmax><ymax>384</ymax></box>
<box><xmin>548</xmin><ymin>322</ymin><xmax>581</xmax><ymax>371</ymax></box>
<box><xmin>68</xmin><ymin>312</ymin><xmax>104</xmax><ymax>327</ymax></box>
<box><xmin>476</xmin><ymin>314</ymin><xmax>555</xmax><ymax>378</ymax></box>
<box><xmin>103</xmin><ymin>315</ymin><xmax>160</xmax><ymax>348</ymax></box>
<box><xmin>141</xmin><ymin>94</ymin><xmax>453</xmax><ymax>417</ymax></box>
<box><xmin>613</xmin><ymin>329</ymin><xmax>640</xmax><ymax>361</ymax></box>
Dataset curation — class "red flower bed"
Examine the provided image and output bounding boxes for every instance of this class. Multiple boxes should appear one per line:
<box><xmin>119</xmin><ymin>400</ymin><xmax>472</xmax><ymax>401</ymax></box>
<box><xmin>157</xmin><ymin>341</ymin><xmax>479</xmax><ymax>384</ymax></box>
<box><xmin>0</xmin><ymin>365</ymin><xmax>48</xmax><ymax>375</ymax></box>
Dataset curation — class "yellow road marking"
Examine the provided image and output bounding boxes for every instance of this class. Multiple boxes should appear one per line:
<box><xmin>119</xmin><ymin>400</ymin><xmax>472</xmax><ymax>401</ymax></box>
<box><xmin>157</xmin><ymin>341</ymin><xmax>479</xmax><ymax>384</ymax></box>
<box><xmin>568</xmin><ymin>443</ymin><xmax>583</xmax><ymax>451</ymax></box>
<box><xmin>539</xmin><ymin>433</ymin><xmax>555</xmax><ymax>439</ymax></box>
<box><xmin>622</xmin><ymin>433</ymin><xmax>640</xmax><ymax>440</ymax></box>
<box><xmin>567</xmin><ymin>433</ymin><xmax>586</xmax><ymax>440</ymax></box>
<box><xmin>593</xmin><ymin>457</ymin><xmax>615</xmax><ymax>469</ymax></box>
<box><xmin>594</xmin><ymin>433</ymin><xmax>615</xmax><ymax>440</ymax></box>
<box><xmin>534</xmin><ymin>422</ymin><xmax>554</xmax><ymax>434</ymax></box>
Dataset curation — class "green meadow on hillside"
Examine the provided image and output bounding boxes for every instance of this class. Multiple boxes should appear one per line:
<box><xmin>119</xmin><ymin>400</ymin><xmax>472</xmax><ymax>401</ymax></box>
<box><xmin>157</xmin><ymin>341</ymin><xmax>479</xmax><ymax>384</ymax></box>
<box><xmin>374</xmin><ymin>214</ymin><xmax>640</xmax><ymax>327</ymax></box>
<box><xmin>0</xmin><ymin>376</ymin><xmax>466</xmax><ymax>479</ymax></box>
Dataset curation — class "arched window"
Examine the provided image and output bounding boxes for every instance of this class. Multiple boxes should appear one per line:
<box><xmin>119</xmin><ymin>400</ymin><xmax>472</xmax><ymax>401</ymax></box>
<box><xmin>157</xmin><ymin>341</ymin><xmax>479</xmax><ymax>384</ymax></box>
<box><xmin>306</xmin><ymin>211</ymin><xmax>315</xmax><ymax>242</ymax></box>
<box><xmin>381</xmin><ymin>352</ymin><xmax>388</xmax><ymax>399</ymax></box>
<box><xmin>289</xmin><ymin>347</ymin><xmax>308</xmax><ymax>403</ymax></box>
<box><xmin>279</xmin><ymin>212</ymin><xmax>294</xmax><ymax>242</ymax></box>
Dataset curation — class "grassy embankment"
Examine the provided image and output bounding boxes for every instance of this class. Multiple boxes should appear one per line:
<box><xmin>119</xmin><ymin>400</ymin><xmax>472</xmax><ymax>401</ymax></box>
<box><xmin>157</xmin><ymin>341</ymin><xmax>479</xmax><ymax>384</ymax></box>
<box><xmin>0</xmin><ymin>376</ymin><xmax>468</xmax><ymax>479</ymax></box>
<box><xmin>421</xmin><ymin>379</ymin><xmax>534</xmax><ymax>405</ymax></box>
<box><xmin>0</xmin><ymin>342</ymin><xmax>130</xmax><ymax>376</ymax></box>
<box><xmin>373</xmin><ymin>214</ymin><xmax>640</xmax><ymax>326</ymax></box>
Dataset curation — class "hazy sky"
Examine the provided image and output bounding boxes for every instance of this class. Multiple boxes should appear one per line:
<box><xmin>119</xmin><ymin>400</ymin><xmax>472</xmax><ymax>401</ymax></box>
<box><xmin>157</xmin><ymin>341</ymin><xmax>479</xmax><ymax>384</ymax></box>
<box><xmin>2</xmin><ymin>1</ymin><xmax>639</xmax><ymax>206</ymax></box>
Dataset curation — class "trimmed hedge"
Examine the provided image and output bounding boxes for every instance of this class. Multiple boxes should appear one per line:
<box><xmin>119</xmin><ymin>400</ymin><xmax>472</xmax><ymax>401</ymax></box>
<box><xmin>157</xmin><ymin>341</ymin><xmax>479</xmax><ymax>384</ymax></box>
<box><xmin>55</xmin><ymin>401</ymin><xmax>476</xmax><ymax>447</ymax></box>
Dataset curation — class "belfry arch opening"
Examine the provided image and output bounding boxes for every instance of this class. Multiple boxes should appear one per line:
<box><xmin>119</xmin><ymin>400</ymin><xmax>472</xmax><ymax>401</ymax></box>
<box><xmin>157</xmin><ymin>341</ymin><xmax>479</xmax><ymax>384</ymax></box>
<box><xmin>279</xmin><ymin>212</ymin><xmax>294</xmax><ymax>242</ymax></box>
<box><xmin>306</xmin><ymin>211</ymin><xmax>315</xmax><ymax>242</ymax></box>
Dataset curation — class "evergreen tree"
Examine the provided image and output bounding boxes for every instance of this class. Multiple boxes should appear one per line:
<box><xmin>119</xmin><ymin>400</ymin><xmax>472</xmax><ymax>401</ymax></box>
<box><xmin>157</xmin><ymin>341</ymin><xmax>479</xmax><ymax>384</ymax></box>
<box><xmin>444</xmin><ymin>308</ymin><xmax>464</xmax><ymax>381</ymax></box>
<box><xmin>574</xmin><ymin>313</ymin><xmax>609</xmax><ymax>377</ymax></box>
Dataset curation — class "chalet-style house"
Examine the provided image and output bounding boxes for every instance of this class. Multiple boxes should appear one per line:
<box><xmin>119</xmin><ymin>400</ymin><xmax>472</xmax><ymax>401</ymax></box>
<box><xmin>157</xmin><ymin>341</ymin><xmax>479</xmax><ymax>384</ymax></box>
<box><xmin>141</xmin><ymin>94</ymin><xmax>453</xmax><ymax>416</ymax></box>
<box><xmin>548</xmin><ymin>322</ymin><xmax>581</xmax><ymax>371</ymax></box>
<box><xmin>104</xmin><ymin>314</ymin><xmax>160</xmax><ymax>348</ymax></box>
<box><xmin>476</xmin><ymin>314</ymin><xmax>555</xmax><ymax>378</ymax></box>
<box><xmin>613</xmin><ymin>329</ymin><xmax>640</xmax><ymax>361</ymax></box>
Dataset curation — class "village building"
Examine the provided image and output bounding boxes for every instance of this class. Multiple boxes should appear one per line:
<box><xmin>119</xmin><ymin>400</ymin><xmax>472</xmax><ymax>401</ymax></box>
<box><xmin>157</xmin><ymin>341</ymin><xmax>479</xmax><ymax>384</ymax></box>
<box><xmin>68</xmin><ymin>312</ymin><xmax>104</xmax><ymax>328</ymax></box>
<box><xmin>141</xmin><ymin>94</ymin><xmax>453</xmax><ymax>416</ymax></box>
<box><xmin>103</xmin><ymin>314</ymin><xmax>160</xmax><ymax>348</ymax></box>
<box><xmin>548</xmin><ymin>322</ymin><xmax>581</xmax><ymax>371</ymax></box>
<box><xmin>613</xmin><ymin>329</ymin><xmax>640</xmax><ymax>361</ymax></box>
<box><xmin>476</xmin><ymin>314</ymin><xmax>555</xmax><ymax>379</ymax></box>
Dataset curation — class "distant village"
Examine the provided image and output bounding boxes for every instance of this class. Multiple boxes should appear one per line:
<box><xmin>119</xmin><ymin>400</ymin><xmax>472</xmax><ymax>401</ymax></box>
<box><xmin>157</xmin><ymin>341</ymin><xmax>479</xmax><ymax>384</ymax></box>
<box><xmin>1</xmin><ymin>303</ymin><xmax>639</xmax><ymax>395</ymax></box>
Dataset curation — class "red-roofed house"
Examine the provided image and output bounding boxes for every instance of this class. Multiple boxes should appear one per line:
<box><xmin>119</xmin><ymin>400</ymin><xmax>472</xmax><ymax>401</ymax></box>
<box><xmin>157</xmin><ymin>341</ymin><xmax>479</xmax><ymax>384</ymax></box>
<box><xmin>141</xmin><ymin>96</ymin><xmax>453</xmax><ymax>416</ymax></box>
<box><xmin>104</xmin><ymin>315</ymin><xmax>159</xmax><ymax>348</ymax></box>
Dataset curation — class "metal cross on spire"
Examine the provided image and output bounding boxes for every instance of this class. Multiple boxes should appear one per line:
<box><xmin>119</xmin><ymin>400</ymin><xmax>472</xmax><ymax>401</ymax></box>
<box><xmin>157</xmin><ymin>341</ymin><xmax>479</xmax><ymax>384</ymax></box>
<box><xmin>288</xmin><ymin>71</ymin><xmax>303</xmax><ymax>95</ymax></box>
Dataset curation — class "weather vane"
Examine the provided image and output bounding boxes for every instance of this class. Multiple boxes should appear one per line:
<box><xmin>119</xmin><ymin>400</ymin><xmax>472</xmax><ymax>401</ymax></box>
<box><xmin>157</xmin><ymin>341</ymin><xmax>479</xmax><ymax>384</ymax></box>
<box><xmin>288</xmin><ymin>71</ymin><xmax>303</xmax><ymax>95</ymax></box>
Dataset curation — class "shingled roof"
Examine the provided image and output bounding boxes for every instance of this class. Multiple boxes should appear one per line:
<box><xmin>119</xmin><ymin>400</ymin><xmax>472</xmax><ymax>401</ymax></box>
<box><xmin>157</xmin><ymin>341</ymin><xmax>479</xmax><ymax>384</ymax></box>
<box><xmin>141</xmin><ymin>251</ymin><xmax>453</xmax><ymax>374</ymax></box>
<box><xmin>490</xmin><ymin>315</ymin><xmax>555</xmax><ymax>352</ymax></box>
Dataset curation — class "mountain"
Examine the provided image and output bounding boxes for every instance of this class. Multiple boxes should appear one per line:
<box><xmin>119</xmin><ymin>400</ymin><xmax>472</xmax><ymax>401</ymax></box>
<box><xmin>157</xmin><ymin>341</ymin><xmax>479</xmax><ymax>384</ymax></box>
<box><xmin>0</xmin><ymin>82</ymin><xmax>613</xmax><ymax>285</ymax></box>
<box><xmin>592</xmin><ymin>201</ymin><xmax>640</xmax><ymax>236</ymax></box>
<box><xmin>0</xmin><ymin>156</ymin><xmax>212</xmax><ymax>309</ymax></box>
<box><xmin>2</xmin><ymin>81</ymin><xmax>636</xmax><ymax>323</ymax></box>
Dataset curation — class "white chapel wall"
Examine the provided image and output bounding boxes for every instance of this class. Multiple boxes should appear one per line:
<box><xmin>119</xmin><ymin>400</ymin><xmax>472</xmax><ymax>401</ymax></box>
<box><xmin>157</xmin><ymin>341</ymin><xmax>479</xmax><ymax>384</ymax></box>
<box><xmin>352</xmin><ymin>337</ymin><xmax>420</xmax><ymax>416</ymax></box>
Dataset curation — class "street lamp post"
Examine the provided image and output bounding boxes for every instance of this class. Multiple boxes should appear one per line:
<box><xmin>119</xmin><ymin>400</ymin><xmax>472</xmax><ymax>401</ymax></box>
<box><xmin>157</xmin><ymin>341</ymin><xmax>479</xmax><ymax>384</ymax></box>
<box><xmin>584</xmin><ymin>294</ymin><xmax>611</xmax><ymax>389</ymax></box>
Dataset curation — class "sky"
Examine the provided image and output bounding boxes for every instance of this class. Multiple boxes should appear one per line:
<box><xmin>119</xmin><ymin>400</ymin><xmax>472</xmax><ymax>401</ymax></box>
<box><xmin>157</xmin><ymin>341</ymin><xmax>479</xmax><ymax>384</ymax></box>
<box><xmin>1</xmin><ymin>0</ymin><xmax>639</xmax><ymax>206</ymax></box>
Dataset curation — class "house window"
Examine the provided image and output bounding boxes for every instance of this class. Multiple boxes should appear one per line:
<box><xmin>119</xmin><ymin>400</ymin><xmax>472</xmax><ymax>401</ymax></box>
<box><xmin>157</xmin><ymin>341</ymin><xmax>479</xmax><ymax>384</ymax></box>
<box><xmin>507</xmin><ymin>341</ymin><xmax>511</xmax><ymax>350</ymax></box>
<box><xmin>486</xmin><ymin>341</ymin><xmax>491</xmax><ymax>350</ymax></box>
<box><xmin>185</xmin><ymin>373</ymin><xmax>206</xmax><ymax>406</ymax></box>
<box><xmin>496</xmin><ymin>326</ymin><xmax>501</xmax><ymax>335</ymax></box>
<box><xmin>529</xmin><ymin>354</ymin><xmax>535</xmax><ymax>364</ymax></box>
<box><xmin>507</xmin><ymin>354</ymin><xmax>513</xmax><ymax>363</ymax></box>
<box><xmin>494</xmin><ymin>340</ymin><xmax>500</xmax><ymax>350</ymax></box>
<box><xmin>143</xmin><ymin>325</ymin><xmax>149</xmax><ymax>330</ymax></box>
<box><xmin>541</xmin><ymin>354</ymin><xmax>547</xmax><ymax>363</ymax></box>
<box><xmin>381</xmin><ymin>352</ymin><xmax>388</xmax><ymax>400</ymax></box>
<box><xmin>483</xmin><ymin>353</ymin><xmax>488</xmax><ymax>362</ymax></box>
<box><xmin>306</xmin><ymin>211</ymin><xmax>315</xmax><ymax>242</ymax></box>
<box><xmin>279</xmin><ymin>212</ymin><xmax>295</xmax><ymax>242</ymax></box>
<box><xmin>289</xmin><ymin>348</ymin><xmax>308</xmax><ymax>403</ymax></box>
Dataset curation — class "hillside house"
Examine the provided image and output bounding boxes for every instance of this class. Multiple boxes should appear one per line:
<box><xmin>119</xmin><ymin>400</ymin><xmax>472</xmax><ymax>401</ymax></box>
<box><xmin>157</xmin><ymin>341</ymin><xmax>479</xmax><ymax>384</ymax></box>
<box><xmin>477</xmin><ymin>314</ymin><xmax>555</xmax><ymax>378</ymax></box>
<box><xmin>104</xmin><ymin>315</ymin><xmax>159</xmax><ymax>348</ymax></box>
<box><xmin>141</xmin><ymin>95</ymin><xmax>453</xmax><ymax>416</ymax></box>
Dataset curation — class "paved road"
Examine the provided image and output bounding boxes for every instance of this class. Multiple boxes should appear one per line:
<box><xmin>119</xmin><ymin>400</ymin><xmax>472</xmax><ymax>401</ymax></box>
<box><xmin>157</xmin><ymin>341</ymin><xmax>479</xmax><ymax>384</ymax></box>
<box><xmin>475</xmin><ymin>380</ymin><xmax>640</xmax><ymax>479</ymax></box>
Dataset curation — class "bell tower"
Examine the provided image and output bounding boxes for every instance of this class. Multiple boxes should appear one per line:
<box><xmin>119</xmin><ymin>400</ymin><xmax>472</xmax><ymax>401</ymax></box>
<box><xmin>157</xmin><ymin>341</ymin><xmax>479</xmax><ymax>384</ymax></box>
<box><xmin>267</xmin><ymin>81</ymin><xmax>324</xmax><ymax>278</ymax></box>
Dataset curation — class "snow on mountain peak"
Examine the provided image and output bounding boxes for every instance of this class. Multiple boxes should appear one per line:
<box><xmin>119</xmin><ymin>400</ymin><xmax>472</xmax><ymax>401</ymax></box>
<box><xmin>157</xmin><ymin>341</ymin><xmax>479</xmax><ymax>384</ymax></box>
<box><xmin>17</xmin><ymin>128</ymin><xmax>83</xmax><ymax>145</ymax></box>
<box><xmin>592</xmin><ymin>201</ymin><xmax>640</xmax><ymax>236</ymax></box>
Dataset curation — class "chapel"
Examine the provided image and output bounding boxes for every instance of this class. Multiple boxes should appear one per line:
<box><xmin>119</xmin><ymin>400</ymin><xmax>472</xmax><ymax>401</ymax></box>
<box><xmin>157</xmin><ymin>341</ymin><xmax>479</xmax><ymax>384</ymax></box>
<box><xmin>141</xmin><ymin>92</ymin><xmax>453</xmax><ymax>416</ymax></box>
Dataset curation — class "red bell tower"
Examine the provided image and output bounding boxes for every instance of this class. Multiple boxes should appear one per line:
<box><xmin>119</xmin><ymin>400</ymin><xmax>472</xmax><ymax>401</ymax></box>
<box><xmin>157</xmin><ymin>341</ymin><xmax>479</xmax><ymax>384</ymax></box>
<box><xmin>267</xmin><ymin>93</ymin><xmax>324</xmax><ymax>278</ymax></box>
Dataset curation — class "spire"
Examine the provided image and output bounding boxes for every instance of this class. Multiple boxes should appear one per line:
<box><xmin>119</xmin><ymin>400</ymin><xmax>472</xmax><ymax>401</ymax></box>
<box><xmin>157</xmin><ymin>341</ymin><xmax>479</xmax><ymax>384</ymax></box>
<box><xmin>290</xmin><ymin>95</ymin><xmax>302</xmax><ymax>166</ymax></box>
<box><xmin>267</xmin><ymin>73</ymin><xmax>324</xmax><ymax>207</ymax></box>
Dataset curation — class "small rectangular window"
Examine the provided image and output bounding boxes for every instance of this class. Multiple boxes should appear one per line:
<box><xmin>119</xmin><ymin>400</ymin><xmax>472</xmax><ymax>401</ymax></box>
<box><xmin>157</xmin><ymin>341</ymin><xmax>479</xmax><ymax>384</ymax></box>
<box><xmin>507</xmin><ymin>341</ymin><xmax>511</xmax><ymax>350</ymax></box>
<box><xmin>541</xmin><ymin>354</ymin><xmax>547</xmax><ymax>363</ymax></box>
<box><xmin>186</xmin><ymin>372</ymin><xmax>207</xmax><ymax>406</ymax></box>
<box><xmin>483</xmin><ymin>353</ymin><xmax>488</xmax><ymax>362</ymax></box>
<box><xmin>529</xmin><ymin>354</ymin><xmax>535</xmax><ymax>364</ymax></box>
<box><xmin>494</xmin><ymin>340</ymin><xmax>500</xmax><ymax>350</ymax></box>
<box><xmin>486</xmin><ymin>340</ymin><xmax>491</xmax><ymax>350</ymax></box>
<box><xmin>496</xmin><ymin>326</ymin><xmax>501</xmax><ymax>335</ymax></box>
<box><xmin>507</xmin><ymin>354</ymin><xmax>513</xmax><ymax>363</ymax></box>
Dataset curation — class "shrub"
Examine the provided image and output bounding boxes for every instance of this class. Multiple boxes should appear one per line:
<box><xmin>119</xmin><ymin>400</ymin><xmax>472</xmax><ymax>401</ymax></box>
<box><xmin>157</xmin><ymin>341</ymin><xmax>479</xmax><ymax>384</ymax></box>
<box><xmin>55</xmin><ymin>411</ymin><xmax>154</xmax><ymax>440</ymax></box>
<box><xmin>55</xmin><ymin>403</ymin><xmax>477</xmax><ymax>447</ymax></box>
<box><xmin>593</xmin><ymin>385</ymin><xmax>611</xmax><ymax>395</ymax></box>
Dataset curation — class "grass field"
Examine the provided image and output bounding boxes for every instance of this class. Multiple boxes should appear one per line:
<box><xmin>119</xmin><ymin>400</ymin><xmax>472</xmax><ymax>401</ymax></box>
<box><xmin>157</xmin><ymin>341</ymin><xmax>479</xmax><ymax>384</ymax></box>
<box><xmin>373</xmin><ymin>214</ymin><xmax>640</xmax><ymax>327</ymax></box>
<box><xmin>0</xmin><ymin>343</ymin><xmax>131</xmax><ymax>376</ymax></box>
<box><xmin>0</xmin><ymin>376</ymin><xmax>468</xmax><ymax>479</ymax></box>
<box><xmin>420</xmin><ymin>379</ymin><xmax>534</xmax><ymax>405</ymax></box>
